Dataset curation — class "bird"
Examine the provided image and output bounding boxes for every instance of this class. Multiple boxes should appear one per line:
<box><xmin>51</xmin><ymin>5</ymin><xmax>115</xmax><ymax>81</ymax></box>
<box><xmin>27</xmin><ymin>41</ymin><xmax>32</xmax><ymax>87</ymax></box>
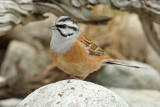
<box><xmin>49</xmin><ymin>16</ymin><xmax>142</xmax><ymax>79</ymax></box>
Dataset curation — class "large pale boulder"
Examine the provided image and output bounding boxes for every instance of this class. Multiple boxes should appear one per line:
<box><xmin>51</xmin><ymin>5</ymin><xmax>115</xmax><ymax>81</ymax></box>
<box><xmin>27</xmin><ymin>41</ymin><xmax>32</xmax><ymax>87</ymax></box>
<box><xmin>0</xmin><ymin>40</ymin><xmax>51</xmax><ymax>79</ymax></box>
<box><xmin>111</xmin><ymin>88</ymin><xmax>160</xmax><ymax>107</ymax></box>
<box><xmin>17</xmin><ymin>79</ymin><xmax>128</xmax><ymax>107</ymax></box>
<box><xmin>93</xmin><ymin>61</ymin><xmax>160</xmax><ymax>89</ymax></box>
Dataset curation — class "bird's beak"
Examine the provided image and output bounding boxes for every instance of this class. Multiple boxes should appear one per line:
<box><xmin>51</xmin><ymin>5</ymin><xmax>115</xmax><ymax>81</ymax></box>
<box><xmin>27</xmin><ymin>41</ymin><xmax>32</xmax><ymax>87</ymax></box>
<box><xmin>49</xmin><ymin>25</ymin><xmax>57</xmax><ymax>30</ymax></box>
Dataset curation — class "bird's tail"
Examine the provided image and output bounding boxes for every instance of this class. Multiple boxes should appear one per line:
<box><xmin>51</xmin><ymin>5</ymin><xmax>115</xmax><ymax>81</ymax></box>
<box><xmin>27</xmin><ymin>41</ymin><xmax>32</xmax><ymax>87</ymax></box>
<box><xmin>104</xmin><ymin>58</ymin><xmax>144</xmax><ymax>68</ymax></box>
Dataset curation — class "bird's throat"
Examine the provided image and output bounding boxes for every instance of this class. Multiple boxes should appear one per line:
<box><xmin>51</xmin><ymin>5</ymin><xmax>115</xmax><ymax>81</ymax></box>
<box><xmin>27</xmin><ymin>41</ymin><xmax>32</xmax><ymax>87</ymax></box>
<box><xmin>50</xmin><ymin>33</ymin><xmax>76</xmax><ymax>53</ymax></box>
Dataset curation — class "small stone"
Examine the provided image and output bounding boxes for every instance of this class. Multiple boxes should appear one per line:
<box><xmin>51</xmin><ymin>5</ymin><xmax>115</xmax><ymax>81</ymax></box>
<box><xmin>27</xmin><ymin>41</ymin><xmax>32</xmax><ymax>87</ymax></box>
<box><xmin>0</xmin><ymin>76</ymin><xmax>6</xmax><ymax>83</ymax></box>
<box><xmin>0</xmin><ymin>98</ymin><xmax>22</xmax><ymax>107</ymax></box>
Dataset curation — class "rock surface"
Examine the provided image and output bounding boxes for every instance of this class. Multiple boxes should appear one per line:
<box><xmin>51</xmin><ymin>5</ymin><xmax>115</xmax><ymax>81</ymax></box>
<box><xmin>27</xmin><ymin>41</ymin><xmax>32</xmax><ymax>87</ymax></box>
<box><xmin>0</xmin><ymin>40</ymin><xmax>51</xmax><ymax>79</ymax></box>
<box><xmin>17</xmin><ymin>79</ymin><xmax>128</xmax><ymax>107</ymax></box>
<box><xmin>0</xmin><ymin>98</ymin><xmax>22</xmax><ymax>107</ymax></box>
<box><xmin>93</xmin><ymin>61</ymin><xmax>160</xmax><ymax>90</ymax></box>
<box><xmin>119</xmin><ymin>14</ymin><xmax>147</xmax><ymax>60</ymax></box>
<box><xmin>146</xmin><ymin>45</ymin><xmax>160</xmax><ymax>72</ymax></box>
<box><xmin>111</xmin><ymin>88</ymin><xmax>160</xmax><ymax>107</ymax></box>
<box><xmin>0</xmin><ymin>76</ymin><xmax>6</xmax><ymax>83</ymax></box>
<box><xmin>8</xmin><ymin>13</ymin><xmax>56</xmax><ymax>48</ymax></box>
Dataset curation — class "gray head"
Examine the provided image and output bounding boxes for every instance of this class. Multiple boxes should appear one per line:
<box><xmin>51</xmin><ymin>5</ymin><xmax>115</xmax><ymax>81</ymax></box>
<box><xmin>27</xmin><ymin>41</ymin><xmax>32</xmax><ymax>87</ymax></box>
<box><xmin>49</xmin><ymin>16</ymin><xmax>81</xmax><ymax>53</ymax></box>
<box><xmin>49</xmin><ymin>16</ymin><xmax>80</xmax><ymax>38</ymax></box>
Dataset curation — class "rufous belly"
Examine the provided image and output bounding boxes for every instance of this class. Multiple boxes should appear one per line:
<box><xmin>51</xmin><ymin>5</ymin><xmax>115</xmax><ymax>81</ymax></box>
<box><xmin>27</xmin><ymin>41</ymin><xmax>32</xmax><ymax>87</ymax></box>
<box><xmin>50</xmin><ymin>41</ymin><xmax>104</xmax><ymax>77</ymax></box>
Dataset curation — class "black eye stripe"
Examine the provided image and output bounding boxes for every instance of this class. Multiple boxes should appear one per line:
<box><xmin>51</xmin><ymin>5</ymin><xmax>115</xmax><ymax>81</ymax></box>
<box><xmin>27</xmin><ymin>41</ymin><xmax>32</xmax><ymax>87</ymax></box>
<box><xmin>56</xmin><ymin>25</ymin><xmax>66</xmax><ymax>29</ymax></box>
<box><xmin>56</xmin><ymin>24</ymin><xmax>78</xmax><ymax>31</ymax></box>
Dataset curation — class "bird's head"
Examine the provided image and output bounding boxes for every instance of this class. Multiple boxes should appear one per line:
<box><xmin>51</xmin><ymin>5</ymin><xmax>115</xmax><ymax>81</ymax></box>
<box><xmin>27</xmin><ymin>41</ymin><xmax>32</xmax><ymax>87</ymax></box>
<box><xmin>49</xmin><ymin>16</ymin><xmax>81</xmax><ymax>53</ymax></box>
<box><xmin>49</xmin><ymin>16</ymin><xmax>80</xmax><ymax>38</ymax></box>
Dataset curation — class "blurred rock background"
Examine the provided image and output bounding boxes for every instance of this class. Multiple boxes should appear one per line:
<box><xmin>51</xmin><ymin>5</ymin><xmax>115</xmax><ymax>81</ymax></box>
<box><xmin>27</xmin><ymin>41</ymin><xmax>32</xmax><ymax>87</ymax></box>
<box><xmin>0</xmin><ymin>1</ymin><xmax>160</xmax><ymax>107</ymax></box>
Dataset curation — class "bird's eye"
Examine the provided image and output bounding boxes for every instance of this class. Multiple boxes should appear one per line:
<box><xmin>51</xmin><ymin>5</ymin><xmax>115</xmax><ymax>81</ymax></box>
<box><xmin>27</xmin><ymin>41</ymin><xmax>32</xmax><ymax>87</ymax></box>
<box><xmin>62</xmin><ymin>24</ymin><xmax>67</xmax><ymax>28</ymax></box>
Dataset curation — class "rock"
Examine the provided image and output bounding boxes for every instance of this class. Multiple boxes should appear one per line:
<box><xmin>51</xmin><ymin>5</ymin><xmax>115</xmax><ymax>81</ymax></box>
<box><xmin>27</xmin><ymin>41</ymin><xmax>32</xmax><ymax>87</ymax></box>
<box><xmin>119</xmin><ymin>14</ymin><xmax>147</xmax><ymax>60</ymax></box>
<box><xmin>0</xmin><ymin>76</ymin><xmax>6</xmax><ymax>83</ymax></box>
<box><xmin>17</xmin><ymin>80</ymin><xmax>128</xmax><ymax>107</ymax></box>
<box><xmin>146</xmin><ymin>45</ymin><xmax>160</xmax><ymax>72</ymax></box>
<box><xmin>0</xmin><ymin>98</ymin><xmax>22</xmax><ymax>107</ymax></box>
<box><xmin>111</xmin><ymin>88</ymin><xmax>160</xmax><ymax>107</ymax></box>
<box><xmin>0</xmin><ymin>40</ymin><xmax>51</xmax><ymax>79</ymax></box>
<box><xmin>93</xmin><ymin>61</ymin><xmax>160</xmax><ymax>90</ymax></box>
<box><xmin>8</xmin><ymin>13</ymin><xmax>56</xmax><ymax>48</ymax></box>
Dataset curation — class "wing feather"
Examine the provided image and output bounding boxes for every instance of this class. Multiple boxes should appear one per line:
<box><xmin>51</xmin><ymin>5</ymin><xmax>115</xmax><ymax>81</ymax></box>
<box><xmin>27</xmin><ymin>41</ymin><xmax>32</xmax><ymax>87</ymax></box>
<box><xmin>78</xmin><ymin>34</ymin><xmax>104</xmax><ymax>55</ymax></box>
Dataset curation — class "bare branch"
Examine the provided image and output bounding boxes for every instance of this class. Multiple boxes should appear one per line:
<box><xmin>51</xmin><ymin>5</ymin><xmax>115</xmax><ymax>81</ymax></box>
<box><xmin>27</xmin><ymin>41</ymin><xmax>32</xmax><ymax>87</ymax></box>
<box><xmin>139</xmin><ymin>16</ymin><xmax>160</xmax><ymax>56</ymax></box>
<box><xmin>109</xmin><ymin>0</ymin><xmax>160</xmax><ymax>55</ymax></box>
<box><xmin>110</xmin><ymin>0</ymin><xmax>160</xmax><ymax>24</ymax></box>
<box><xmin>0</xmin><ymin>0</ymin><xmax>110</xmax><ymax>36</ymax></box>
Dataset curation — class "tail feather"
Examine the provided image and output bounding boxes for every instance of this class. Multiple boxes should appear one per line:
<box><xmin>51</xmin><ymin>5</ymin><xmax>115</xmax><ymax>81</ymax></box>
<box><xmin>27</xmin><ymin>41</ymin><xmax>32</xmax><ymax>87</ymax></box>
<box><xmin>105</xmin><ymin>60</ymin><xmax>144</xmax><ymax>68</ymax></box>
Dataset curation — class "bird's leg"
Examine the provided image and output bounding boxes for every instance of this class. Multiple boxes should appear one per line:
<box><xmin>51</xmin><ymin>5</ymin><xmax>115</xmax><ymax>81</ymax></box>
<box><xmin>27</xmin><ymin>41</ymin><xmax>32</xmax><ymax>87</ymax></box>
<box><xmin>72</xmin><ymin>73</ymin><xmax>89</xmax><ymax>80</ymax></box>
<box><xmin>68</xmin><ymin>75</ymin><xmax>83</xmax><ymax>80</ymax></box>
<box><xmin>73</xmin><ymin>77</ymin><xmax>83</xmax><ymax>80</ymax></box>
<box><xmin>67</xmin><ymin>73</ymin><xmax>89</xmax><ymax>80</ymax></box>
<box><xmin>82</xmin><ymin>73</ymin><xmax>89</xmax><ymax>80</ymax></box>
<box><xmin>73</xmin><ymin>73</ymin><xmax>89</xmax><ymax>80</ymax></box>
<box><xmin>67</xmin><ymin>74</ymin><xmax>74</xmax><ymax>79</ymax></box>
